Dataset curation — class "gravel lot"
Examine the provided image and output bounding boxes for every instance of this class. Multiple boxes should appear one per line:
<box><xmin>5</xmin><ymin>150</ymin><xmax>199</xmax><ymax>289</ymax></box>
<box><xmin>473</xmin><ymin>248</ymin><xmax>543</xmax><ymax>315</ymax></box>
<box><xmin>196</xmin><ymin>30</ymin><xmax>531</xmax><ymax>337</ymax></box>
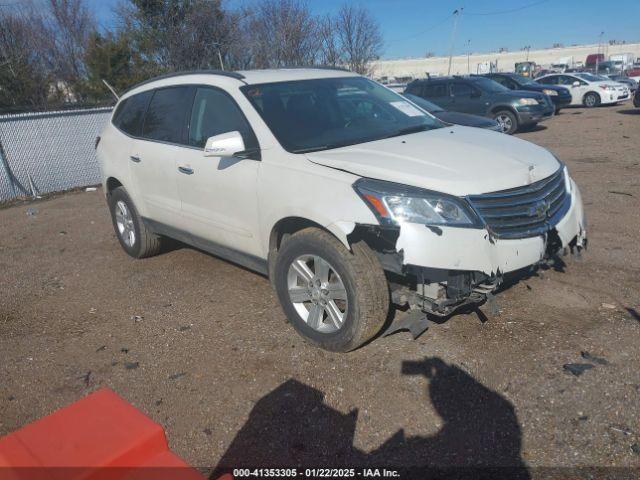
<box><xmin>1</xmin><ymin>103</ymin><xmax>639</xmax><ymax>476</ymax></box>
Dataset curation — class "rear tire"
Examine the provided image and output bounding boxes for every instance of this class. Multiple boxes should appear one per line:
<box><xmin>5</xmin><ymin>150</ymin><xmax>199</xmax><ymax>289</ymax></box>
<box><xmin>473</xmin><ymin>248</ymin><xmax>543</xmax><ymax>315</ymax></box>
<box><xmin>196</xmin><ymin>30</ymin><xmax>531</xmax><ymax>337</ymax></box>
<box><xmin>273</xmin><ymin>228</ymin><xmax>389</xmax><ymax>352</ymax></box>
<box><xmin>493</xmin><ymin>110</ymin><xmax>518</xmax><ymax>134</ymax></box>
<box><xmin>583</xmin><ymin>92</ymin><xmax>600</xmax><ymax>108</ymax></box>
<box><xmin>108</xmin><ymin>187</ymin><xmax>162</xmax><ymax>259</ymax></box>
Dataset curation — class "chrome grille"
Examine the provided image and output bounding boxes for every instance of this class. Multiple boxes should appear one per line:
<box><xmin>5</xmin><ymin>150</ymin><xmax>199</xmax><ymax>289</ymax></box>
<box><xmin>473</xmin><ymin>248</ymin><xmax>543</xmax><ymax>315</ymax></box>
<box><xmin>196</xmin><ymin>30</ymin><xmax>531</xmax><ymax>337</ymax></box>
<box><xmin>467</xmin><ymin>168</ymin><xmax>571</xmax><ymax>239</ymax></box>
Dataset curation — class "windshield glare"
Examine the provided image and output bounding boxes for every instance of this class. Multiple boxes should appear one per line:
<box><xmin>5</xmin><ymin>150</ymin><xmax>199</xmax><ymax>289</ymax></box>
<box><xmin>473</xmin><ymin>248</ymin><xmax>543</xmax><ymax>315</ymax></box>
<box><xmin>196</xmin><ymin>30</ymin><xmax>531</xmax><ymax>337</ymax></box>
<box><xmin>241</xmin><ymin>77</ymin><xmax>443</xmax><ymax>153</ymax></box>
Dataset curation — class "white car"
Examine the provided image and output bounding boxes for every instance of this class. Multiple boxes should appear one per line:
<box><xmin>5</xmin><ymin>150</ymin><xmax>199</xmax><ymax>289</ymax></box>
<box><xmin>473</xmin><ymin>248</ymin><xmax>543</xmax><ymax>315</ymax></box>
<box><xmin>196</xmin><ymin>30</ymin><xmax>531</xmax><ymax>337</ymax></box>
<box><xmin>97</xmin><ymin>68</ymin><xmax>587</xmax><ymax>352</ymax></box>
<box><xmin>537</xmin><ymin>72</ymin><xmax>630</xmax><ymax>107</ymax></box>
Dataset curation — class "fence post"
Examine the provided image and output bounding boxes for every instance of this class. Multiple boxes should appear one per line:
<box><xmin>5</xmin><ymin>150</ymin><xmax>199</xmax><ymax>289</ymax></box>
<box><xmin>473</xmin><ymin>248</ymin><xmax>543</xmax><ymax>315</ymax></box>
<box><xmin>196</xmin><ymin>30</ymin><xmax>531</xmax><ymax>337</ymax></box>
<box><xmin>0</xmin><ymin>137</ymin><xmax>17</xmax><ymax>199</ymax></box>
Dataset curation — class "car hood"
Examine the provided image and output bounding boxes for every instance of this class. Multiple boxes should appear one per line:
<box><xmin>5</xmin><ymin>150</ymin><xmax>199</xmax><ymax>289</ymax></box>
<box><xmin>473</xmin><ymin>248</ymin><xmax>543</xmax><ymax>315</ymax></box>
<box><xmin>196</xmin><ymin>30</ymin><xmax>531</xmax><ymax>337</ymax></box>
<box><xmin>305</xmin><ymin>125</ymin><xmax>560</xmax><ymax>196</ymax></box>
<box><xmin>433</xmin><ymin>111</ymin><xmax>499</xmax><ymax>129</ymax></box>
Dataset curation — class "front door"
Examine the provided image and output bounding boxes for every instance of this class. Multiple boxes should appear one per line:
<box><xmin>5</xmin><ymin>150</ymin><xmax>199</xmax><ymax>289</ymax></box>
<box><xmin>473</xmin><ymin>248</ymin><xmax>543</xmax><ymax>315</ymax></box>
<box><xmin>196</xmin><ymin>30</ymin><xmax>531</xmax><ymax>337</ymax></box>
<box><xmin>176</xmin><ymin>86</ymin><xmax>262</xmax><ymax>257</ymax></box>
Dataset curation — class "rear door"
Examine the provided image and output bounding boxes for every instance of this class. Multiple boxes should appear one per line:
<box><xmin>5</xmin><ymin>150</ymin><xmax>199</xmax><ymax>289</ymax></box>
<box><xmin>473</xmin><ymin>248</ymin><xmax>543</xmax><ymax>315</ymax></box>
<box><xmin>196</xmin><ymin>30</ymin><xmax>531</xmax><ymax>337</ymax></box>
<box><xmin>420</xmin><ymin>82</ymin><xmax>452</xmax><ymax>110</ymax></box>
<box><xmin>450</xmin><ymin>82</ymin><xmax>484</xmax><ymax>115</ymax></box>
<box><xmin>129</xmin><ymin>86</ymin><xmax>192</xmax><ymax>228</ymax></box>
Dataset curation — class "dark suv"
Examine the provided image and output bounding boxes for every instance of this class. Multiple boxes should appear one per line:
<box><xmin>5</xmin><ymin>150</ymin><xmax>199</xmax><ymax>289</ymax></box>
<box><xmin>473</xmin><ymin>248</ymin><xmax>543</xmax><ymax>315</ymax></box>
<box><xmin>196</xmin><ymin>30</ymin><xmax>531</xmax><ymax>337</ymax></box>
<box><xmin>405</xmin><ymin>76</ymin><xmax>555</xmax><ymax>134</ymax></box>
<box><xmin>482</xmin><ymin>73</ymin><xmax>572</xmax><ymax>113</ymax></box>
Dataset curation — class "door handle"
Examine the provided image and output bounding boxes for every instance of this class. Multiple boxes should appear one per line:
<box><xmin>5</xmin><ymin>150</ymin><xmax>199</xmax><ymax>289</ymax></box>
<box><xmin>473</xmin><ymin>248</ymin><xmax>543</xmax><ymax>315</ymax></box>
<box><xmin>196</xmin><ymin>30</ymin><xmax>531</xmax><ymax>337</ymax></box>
<box><xmin>130</xmin><ymin>155</ymin><xmax>141</xmax><ymax>163</ymax></box>
<box><xmin>178</xmin><ymin>166</ymin><xmax>194</xmax><ymax>175</ymax></box>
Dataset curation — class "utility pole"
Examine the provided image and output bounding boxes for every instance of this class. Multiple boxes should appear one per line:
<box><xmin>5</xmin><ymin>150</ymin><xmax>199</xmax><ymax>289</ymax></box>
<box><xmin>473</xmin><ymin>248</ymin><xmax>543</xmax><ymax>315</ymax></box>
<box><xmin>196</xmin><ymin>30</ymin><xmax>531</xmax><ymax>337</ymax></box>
<box><xmin>447</xmin><ymin>8</ymin><xmax>463</xmax><ymax>76</ymax></box>
<box><xmin>213</xmin><ymin>42</ymin><xmax>225</xmax><ymax>70</ymax></box>
<box><xmin>466</xmin><ymin>39</ymin><xmax>471</xmax><ymax>74</ymax></box>
<box><xmin>596</xmin><ymin>31</ymin><xmax>604</xmax><ymax>73</ymax></box>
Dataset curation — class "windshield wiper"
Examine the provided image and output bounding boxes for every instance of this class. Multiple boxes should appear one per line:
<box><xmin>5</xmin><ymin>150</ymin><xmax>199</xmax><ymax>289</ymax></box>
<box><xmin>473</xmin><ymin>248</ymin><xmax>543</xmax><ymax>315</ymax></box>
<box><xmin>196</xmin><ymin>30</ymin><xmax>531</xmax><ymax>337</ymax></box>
<box><xmin>383</xmin><ymin>124</ymin><xmax>431</xmax><ymax>139</ymax></box>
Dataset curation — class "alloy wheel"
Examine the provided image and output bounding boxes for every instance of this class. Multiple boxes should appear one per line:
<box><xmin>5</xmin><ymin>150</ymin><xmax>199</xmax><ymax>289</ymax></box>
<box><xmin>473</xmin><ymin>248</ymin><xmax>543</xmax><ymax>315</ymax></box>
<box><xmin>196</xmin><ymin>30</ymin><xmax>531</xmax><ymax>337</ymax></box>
<box><xmin>286</xmin><ymin>254</ymin><xmax>348</xmax><ymax>333</ymax></box>
<box><xmin>115</xmin><ymin>200</ymin><xmax>135</xmax><ymax>247</ymax></box>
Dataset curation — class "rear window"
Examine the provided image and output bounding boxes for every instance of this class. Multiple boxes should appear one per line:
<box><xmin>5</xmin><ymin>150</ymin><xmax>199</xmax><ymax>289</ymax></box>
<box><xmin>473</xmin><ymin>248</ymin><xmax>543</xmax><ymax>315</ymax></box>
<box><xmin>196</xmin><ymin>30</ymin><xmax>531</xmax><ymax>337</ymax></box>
<box><xmin>141</xmin><ymin>87</ymin><xmax>191</xmax><ymax>144</ymax></box>
<box><xmin>112</xmin><ymin>91</ymin><xmax>153</xmax><ymax>137</ymax></box>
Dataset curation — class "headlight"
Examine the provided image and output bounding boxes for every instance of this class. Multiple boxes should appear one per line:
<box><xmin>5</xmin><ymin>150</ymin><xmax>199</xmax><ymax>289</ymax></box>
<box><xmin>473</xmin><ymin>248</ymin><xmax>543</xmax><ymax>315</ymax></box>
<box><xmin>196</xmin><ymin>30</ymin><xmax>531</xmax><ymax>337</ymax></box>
<box><xmin>517</xmin><ymin>98</ymin><xmax>539</xmax><ymax>106</ymax></box>
<box><xmin>599</xmin><ymin>85</ymin><xmax>614</xmax><ymax>91</ymax></box>
<box><xmin>353</xmin><ymin>178</ymin><xmax>477</xmax><ymax>226</ymax></box>
<box><xmin>542</xmin><ymin>89</ymin><xmax>558</xmax><ymax>96</ymax></box>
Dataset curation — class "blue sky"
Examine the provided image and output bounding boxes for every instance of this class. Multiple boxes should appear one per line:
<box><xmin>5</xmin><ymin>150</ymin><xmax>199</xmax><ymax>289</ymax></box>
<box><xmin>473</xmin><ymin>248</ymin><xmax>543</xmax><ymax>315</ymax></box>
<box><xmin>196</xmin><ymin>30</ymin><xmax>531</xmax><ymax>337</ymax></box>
<box><xmin>89</xmin><ymin>0</ymin><xmax>640</xmax><ymax>59</ymax></box>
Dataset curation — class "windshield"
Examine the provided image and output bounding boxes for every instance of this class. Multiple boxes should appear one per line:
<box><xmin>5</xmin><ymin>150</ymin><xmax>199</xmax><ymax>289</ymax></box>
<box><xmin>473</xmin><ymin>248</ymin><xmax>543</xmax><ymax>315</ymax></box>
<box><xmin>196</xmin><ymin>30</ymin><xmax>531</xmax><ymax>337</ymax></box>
<box><xmin>575</xmin><ymin>73</ymin><xmax>601</xmax><ymax>82</ymax></box>
<box><xmin>470</xmin><ymin>77</ymin><xmax>509</xmax><ymax>93</ymax></box>
<box><xmin>401</xmin><ymin>93</ymin><xmax>444</xmax><ymax>113</ymax></box>
<box><xmin>241</xmin><ymin>77</ymin><xmax>443</xmax><ymax>153</ymax></box>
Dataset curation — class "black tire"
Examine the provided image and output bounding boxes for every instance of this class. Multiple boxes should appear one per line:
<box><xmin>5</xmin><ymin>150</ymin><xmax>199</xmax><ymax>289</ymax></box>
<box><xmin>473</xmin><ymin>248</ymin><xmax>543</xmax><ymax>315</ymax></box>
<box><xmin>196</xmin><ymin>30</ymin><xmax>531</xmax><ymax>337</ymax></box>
<box><xmin>554</xmin><ymin>107</ymin><xmax>562</xmax><ymax>115</ymax></box>
<box><xmin>273</xmin><ymin>228</ymin><xmax>389</xmax><ymax>352</ymax></box>
<box><xmin>583</xmin><ymin>92</ymin><xmax>601</xmax><ymax>108</ymax></box>
<box><xmin>492</xmin><ymin>109</ymin><xmax>519</xmax><ymax>134</ymax></box>
<box><xmin>108</xmin><ymin>186</ymin><xmax>162</xmax><ymax>258</ymax></box>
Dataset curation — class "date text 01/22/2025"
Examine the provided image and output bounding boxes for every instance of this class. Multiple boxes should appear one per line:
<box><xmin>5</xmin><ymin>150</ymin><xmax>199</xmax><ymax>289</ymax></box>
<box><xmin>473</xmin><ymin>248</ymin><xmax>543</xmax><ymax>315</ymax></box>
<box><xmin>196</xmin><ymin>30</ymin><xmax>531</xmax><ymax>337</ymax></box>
<box><xmin>232</xmin><ymin>468</ymin><xmax>400</xmax><ymax>478</ymax></box>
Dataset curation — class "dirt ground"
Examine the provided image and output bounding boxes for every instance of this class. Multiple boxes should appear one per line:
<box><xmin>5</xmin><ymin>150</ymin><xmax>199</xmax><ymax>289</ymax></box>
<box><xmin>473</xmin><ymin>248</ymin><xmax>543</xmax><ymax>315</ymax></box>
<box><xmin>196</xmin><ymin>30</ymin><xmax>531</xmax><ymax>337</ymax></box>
<box><xmin>1</xmin><ymin>103</ymin><xmax>639</xmax><ymax>477</ymax></box>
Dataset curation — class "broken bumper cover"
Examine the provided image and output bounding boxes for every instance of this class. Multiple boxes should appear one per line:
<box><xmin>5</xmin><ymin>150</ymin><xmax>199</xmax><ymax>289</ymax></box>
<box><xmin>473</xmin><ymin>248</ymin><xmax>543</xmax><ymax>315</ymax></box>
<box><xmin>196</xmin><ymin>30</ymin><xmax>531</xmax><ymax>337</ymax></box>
<box><xmin>389</xmin><ymin>179</ymin><xmax>586</xmax><ymax>315</ymax></box>
<box><xmin>396</xmin><ymin>179</ymin><xmax>586</xmax><ymax>276</ymax></box>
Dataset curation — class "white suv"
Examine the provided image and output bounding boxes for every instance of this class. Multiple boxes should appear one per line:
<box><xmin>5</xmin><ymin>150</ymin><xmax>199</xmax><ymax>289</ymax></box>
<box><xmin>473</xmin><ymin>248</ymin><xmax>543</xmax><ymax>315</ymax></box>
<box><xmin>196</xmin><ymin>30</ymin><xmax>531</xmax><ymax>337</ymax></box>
<box><xmin>97</xmin><ymin>68</ymin><xmax>587</xmax><ymax>352</ymax></box>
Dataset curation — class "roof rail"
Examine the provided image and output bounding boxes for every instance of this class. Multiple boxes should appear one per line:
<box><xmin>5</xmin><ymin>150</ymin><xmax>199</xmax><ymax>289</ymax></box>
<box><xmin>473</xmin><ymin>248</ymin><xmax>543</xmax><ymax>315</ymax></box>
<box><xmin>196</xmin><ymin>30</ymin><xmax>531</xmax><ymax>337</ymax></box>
<box><xmin>122</xmin><ymin>69</ymin><xmax>246</xmax><ymax>96</ymax></box>
<box><xmin>276</xmin><ymin>65</ymin><xmax>353</xmax><ymax>73</ymax></box>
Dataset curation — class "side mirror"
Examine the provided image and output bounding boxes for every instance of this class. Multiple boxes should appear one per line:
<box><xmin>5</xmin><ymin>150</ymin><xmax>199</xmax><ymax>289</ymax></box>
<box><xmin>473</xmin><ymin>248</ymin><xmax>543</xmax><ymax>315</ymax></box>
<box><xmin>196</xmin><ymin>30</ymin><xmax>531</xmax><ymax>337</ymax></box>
<box><xmin>203</xmin><ymin>131</ymin><xmax>245</xmax><ymax>157</ymax></box>
<box><xmin>572</xmin><ymin>81</ymin><xmax>581</xmax><ymax>87</ymax></box>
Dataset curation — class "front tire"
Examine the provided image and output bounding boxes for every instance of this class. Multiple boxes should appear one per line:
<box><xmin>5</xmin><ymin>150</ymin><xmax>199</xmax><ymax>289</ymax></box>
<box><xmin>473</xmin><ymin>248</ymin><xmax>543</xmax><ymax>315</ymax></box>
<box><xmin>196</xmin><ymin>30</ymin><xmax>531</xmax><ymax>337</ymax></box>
<box><xmin>108</xmin><ymin>187</ymin><xmax>162</xmax><ymax>258</ymax></box>
<box><xmin>493</xmin><ymin>110</ymin><xmax>518</xmax><ymax>134</ymax></box>
<box><xmin>583</xmin><ymin>92</ymin><xmax>600</xmax><ymax>108</ymax></box>
<box><xmin>273</xmin><ymin>228</ymin><xmax>389</xmax><ymax>352</ymax></box>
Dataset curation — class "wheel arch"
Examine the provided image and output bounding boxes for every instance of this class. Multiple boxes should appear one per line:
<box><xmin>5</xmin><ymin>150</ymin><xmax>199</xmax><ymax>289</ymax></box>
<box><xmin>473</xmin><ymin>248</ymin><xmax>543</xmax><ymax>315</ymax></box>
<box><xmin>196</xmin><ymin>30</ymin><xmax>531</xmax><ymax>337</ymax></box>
<box><xmin>489</xmin><ymin>104</ymin><xmax>518</xmax><ymax>116</ymax></box>
<box><xmin>105</xmin><ymin>177</ymin><xmax>123</xmax><ymax>197</ymax></box>
<box><xmin>583</xmin><ymin>90</ymin><xmax>600</xmax><ymax>103</ymax></box>
<box><xmin>267</xmin><ymin>216</ymin><xmax>355</xmax><ymax>279</ymax></box>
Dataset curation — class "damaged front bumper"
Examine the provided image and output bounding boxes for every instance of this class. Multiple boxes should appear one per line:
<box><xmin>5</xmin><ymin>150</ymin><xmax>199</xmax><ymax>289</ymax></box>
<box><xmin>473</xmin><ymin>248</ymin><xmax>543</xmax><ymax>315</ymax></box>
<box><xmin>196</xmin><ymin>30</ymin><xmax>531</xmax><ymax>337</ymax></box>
<box><xmin>360</xmin><ymin>180</ymin><xmax>587</xmax><ymax>316</ymax></box>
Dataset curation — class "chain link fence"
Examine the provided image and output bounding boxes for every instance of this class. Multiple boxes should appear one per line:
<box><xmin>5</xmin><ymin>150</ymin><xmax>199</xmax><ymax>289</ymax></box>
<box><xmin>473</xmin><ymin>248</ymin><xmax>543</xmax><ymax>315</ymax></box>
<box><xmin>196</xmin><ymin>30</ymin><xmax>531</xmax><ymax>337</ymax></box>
<box><xmin>0</xmin><ymin>106</ymin><xmax>113</xmax><ymax>203</ymax></box>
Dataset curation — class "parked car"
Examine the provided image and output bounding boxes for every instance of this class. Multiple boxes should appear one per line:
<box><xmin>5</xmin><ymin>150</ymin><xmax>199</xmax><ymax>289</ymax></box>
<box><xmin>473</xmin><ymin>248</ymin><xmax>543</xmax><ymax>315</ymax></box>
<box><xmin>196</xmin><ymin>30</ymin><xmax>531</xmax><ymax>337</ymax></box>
<box><xmin>405</xmin><ymin>75</ymin><xmax>554</xmax><ymax>134</ymax></box>
<box><xmin>401</xmin><ymin>93</ymin><xmax>502</xmax><ymax>131</ymax></box>
<box><xmin>536</xmin><ymin>72</ymin><xmax>630</xmax><ymax>107</ymax></box>
<box><xmin>482</xmin><ymin>72</ymin><xmax>572</xmax><ymax>113</ymax></box>
<box><xmin>604</xmin><ymin>74</ymin><xmax>638</xmax><ymax>94</ymax></box>
<box><xmin>97</xmin><ymin>68</ymin><xmax>587</xmax><ymax>352</ymax></box>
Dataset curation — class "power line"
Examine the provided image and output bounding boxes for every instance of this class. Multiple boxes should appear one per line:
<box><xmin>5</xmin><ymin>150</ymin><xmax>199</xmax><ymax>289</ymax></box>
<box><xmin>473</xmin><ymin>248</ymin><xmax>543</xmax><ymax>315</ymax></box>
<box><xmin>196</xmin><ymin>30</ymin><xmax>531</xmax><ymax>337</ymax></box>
<box><xmin>386</xmin><ymin>13</ymin><xmax>454</xmax><ymax>44</ymax></box>
<box><xmin>465</xmin><ymin>0</ymin><xmax>551</xmax><ymax>16</ymax></box>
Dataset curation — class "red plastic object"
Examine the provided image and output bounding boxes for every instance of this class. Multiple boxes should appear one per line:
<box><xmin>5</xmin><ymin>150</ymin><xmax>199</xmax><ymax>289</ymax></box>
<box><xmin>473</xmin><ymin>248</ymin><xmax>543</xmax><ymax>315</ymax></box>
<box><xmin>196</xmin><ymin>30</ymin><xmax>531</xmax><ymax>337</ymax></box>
<box><xmin>0</xmin><ymin>388</ymin><xmax>205</xmax><ymax>480</ymax></box>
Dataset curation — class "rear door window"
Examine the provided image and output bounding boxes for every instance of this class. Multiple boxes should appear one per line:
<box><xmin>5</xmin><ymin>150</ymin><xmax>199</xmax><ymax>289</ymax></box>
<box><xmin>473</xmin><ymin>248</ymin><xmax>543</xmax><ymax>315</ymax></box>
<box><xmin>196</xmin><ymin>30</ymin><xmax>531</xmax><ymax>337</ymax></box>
<box><xmin>188</xmin><ymin>87</ymin><xmax>258</xmax><ymax>149</ymax></box>
<box><xmin>451</xmin><ymin>82</ymin><xmax>474</xmax><ymax>97</ymax></box>
<box><xmin>142</xmin><ymin>86</ymin><xmax>192</xmax><ymax>144</ymax></box>
<box><xmin>422</xmin><ymin>83</ymin><xmax>448</xmax><ymax>98</ymax></box>
<box><xmin>112</xmin><ymin>91</ymin><xmax>153</xmax><ymax>137</ymax></box>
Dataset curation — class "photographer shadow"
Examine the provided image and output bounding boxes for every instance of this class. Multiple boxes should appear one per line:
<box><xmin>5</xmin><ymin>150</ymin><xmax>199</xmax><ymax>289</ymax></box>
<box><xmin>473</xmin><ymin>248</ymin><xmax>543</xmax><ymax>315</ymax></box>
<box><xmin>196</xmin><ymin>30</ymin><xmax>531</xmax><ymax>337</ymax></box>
<box><xmin>211</xmin><ymin>357</ymin><xmax>529</xmax><ymax>479</ymax></box>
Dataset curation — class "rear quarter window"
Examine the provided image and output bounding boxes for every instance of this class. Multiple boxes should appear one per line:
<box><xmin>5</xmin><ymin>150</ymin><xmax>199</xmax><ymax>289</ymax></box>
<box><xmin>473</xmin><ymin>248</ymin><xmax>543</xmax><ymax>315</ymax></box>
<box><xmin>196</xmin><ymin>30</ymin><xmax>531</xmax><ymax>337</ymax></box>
<box><xmin>112</xmin><ymin>91</ymin><xmax>153</xmax><ymax>137</ymax></box>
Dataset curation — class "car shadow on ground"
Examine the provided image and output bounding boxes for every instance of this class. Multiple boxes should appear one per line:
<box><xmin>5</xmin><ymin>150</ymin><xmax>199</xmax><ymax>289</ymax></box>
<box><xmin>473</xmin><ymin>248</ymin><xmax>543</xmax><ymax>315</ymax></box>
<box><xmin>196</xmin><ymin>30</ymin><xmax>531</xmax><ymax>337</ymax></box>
<box><xmin>617</xmin><ymin>109</ymin><xmax>640</xmax><ymax>115</ymax></box>
<box><xmin>519</xmin><ymin>124</ymin><xmax>547</xmax><ymax>133</ymax></box>
<box><xmin>210</xmin><ymin>357</ymin><xmax>530</xmax><ymax>479</ymax></box>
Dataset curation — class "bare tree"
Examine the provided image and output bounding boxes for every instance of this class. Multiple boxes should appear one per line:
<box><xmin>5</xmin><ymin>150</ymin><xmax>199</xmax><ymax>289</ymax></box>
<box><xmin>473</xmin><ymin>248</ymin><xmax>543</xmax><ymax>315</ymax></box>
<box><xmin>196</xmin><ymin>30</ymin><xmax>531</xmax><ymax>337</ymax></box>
<box><xmin>248</xmin><ymin>0</ymin><xmax>320</xmax><ymax>68</ymax></box>
<box><xmin>334</xmin><ymin>4</ymin><xmax>383</xmax><ymax>75</ymax></box>
<box><xmin>317</xmin><ymin>14</ymin><xmax>341</xmax><ymax>67</ymax></box>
